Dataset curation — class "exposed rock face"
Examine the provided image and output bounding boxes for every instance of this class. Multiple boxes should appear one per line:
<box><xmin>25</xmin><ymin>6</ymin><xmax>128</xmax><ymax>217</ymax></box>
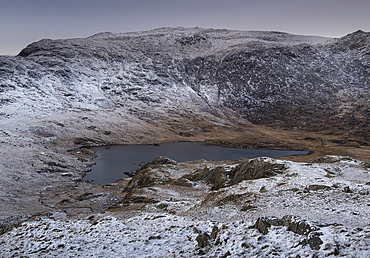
<box><xmin>185</xmin><ymin>157</ymin><xmax>286</xmax><ymax>190</ymax></box>
<box><xmin>124</xmin><ymin>156</ymin><xmax>177</xmax><ymax>191</ymax></box>
<box><xmin>1</xmin><ymin>28</ymin><xmax>369</xmax><ymax>130</ymax></box>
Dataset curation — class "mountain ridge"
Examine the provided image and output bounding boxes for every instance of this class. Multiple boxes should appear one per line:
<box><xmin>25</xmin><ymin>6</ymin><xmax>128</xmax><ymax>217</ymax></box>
<box><xmin>1</xmin><ymin>27</ymin><xmax>369</xmax><ymax>146</ymax></box>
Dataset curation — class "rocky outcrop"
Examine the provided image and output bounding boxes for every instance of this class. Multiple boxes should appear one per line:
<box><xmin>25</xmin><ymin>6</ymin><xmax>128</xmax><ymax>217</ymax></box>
<box><xmin>185</xmin><ymin>158</ymin><xmax>286</xmax><ymax>190</ymax></box>
<box><xmin>363</xmin><ymin>160</ymin><xmax>370</xmax><ymax>168</ymax></box>
<box><xmin>313</xmin><ymin>156</ymin><xmax>355</xmax><ymax>163</ymax></box>
<box><xmin>254</xmin><ymin>215</ymin><xmax>323</xmax><ymax>250</ymax></box>
<box><xmin>124</xmin><ymin>157</ymin><xmax>177</xmax><ymax>191</ymax></box>
<box><xmin>228</xmin><ymin>158</ymin><xmax>286</xmax><ymax>185</ymax></box>
<box><xmin>254</xmin><ymin>215</ymin><xmax>319</xmax><ymax>235</ymax></box>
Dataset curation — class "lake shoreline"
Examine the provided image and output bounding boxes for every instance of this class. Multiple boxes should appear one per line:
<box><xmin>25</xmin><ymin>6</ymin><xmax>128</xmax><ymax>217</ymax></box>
<box><xmin>84</xmin><ymin>141</ymin><xmax>311</xmax><ymax>185</ymax></box>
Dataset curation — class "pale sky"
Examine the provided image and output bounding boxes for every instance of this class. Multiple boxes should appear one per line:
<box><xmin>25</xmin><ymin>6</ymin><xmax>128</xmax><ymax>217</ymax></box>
<box><xmin>1</xmin><ymin>0</ymin><xmax>369</xmax><ymax>55</ymax></box>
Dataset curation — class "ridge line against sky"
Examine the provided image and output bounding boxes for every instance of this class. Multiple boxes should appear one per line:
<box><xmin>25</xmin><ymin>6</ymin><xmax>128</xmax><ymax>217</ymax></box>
<box><xmin>1</xmin><ymin>0</ymin><xmax>370</xmax><ymax>55</ymax></box>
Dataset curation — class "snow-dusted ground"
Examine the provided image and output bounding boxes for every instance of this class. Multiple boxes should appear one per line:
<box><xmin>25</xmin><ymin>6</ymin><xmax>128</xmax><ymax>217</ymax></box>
<box><xmin>2</xmin><ymin>213</ymin><xmax>370</xmax><ymax>257</ymax></box>
<box><xmin>1</xmin><ymin>157</ymin><xmax>370</xmax><ymax>257</ymax></box>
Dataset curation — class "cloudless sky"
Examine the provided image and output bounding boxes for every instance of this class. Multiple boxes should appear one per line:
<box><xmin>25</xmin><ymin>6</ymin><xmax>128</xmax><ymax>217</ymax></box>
<box><xmin>1</xmin><ymin>0</ymin><xmax>369</xmax><ymax>55</ymax></box>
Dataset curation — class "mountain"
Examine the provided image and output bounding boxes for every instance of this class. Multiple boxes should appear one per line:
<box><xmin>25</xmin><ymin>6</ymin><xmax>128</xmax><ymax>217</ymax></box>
<box><xmin>2</xmin><ymin>28</ymin><xmax>369</xmax><ymax>130</ymax></box>
<box><xmin>0</xmin><ymin>28</ymin><xmax>370</xmax><ymax>256</ymax></box>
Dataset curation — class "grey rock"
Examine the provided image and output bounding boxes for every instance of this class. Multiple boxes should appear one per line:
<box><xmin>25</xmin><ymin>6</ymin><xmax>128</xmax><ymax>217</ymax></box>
<box><xmin>363</xmin><ymin>160</ymin><xmax>370</xmax><ymax>168</ymax></box>
<box><xmin>307</xmin><ymin>232</ymin><xmax>324</xmax><ymax>250</ymax></box>
<box><xmin>123</xmin><ymin>157</ymin><xmax>177</xmax><ymax>191</ymax></box>
<box><xmin>30</xmin><ymin>126</ymin><xmax>56</xmax><ymax>138</ymax></box>
<box><xmin>220</xmin><ymin>251</ymin><xmax>231</xmax><ymax>258</ymax></box>
<box><xmin>139</xmin><ymin>156</ymin><xmax>177</xmax><ymax>170</ymax></box>
<box><xmin>211</xmin><ymin>225</ymin><xmax>219</xmax><ymax>239</ymax></box>
<box><xmin>259</xmin><ymin>186</ymin><xmax>267</xmax><ymax>193</ymax></box>
<box><xmin>187</xmin><ymin>158</ymin><xmax>286</xmax><ymax>190</ymax></box>
<box><xmin>313</xmin><ymin>156</ymin><xmax>355</xmax><ymax>163</ymax></box>
<box><xmin>254</xmin><ymin>217</ymin><xmax>270</xmax><ymax>234</ymax></box>
<box><xmin>265</xmin><ymin>217</ymin><xmax>283</xmax><ymax>226</ymax></box>
<box><xmin>254</xmin><ymin>215</ymin><xmax>319</xmax><ymax>236</ymax></box>
<box><xmin>123</xmin><ymin>171</ymin><xmax>135</xmax><ymax>177</ymax></box>
<box><xmin>148</xmin><ymin>235</ymin><xmax>161</xmax><ymax>240</ymax></box>
<box><xmin>308</xmin><ymin>185</ymin><xmax>332</xmax><ymax>191</ymax></box>
<box><xmin>283</xmin><ymin>215</ymin><xmax>318</xmax><ymax>236</ymax></box>
<box><xmin>196</xmin><ymin>232</ymin><xmax>211</xmax><ymax>248</ymax></box>
<box><xmin>343</xmin><ymin>186</ymin><xmax>352</xmax><ymax>193</ymax></box>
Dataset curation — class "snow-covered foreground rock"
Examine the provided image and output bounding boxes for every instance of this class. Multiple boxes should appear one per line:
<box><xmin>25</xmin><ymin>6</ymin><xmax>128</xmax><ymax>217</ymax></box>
<box><xmin>1</xmin><ymin>156</ymin><xmax>370</xmax><ymax>257</ymax></box>
<box><xmin>2</xmin><ymin>213</ymin><xmax>370</xmax><ymax>257</ymax></box>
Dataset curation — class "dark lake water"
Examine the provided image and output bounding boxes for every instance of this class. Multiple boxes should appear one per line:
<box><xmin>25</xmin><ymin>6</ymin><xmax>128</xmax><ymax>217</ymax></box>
<box><xmin>84</xmin><ymin>142</ymin><xmax>310</xmax><ymax>185</ymax></box>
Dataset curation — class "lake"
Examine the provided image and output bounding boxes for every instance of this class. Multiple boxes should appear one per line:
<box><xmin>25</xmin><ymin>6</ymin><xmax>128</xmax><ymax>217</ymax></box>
<box><xmin>84</xmin><ymin>142</ymin><xmax>310</xmax><ymax>185</ymax></box>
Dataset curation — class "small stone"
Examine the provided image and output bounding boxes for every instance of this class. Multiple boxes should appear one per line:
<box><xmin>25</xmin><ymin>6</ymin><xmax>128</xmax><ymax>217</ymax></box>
<box><xmin>266</xmin><ymin>217</ymin><xmax>283</xmax><ymax>226</ymax></box>
<box><xmin>124</xmin><ymin>171</ymin><xmax>135</xmax><ymax>177</ymax></box>
<box><xmin>343</xmin><ymin>186</ymin><xmax>352</xmax><ymax>193</ymax></box>
<box><xmin>198</xmin><ymin>249</ymin><xmax>206</xmax><ymax>255</ymax></box>
<box><xmin>148</xmin><ymin>235</ymin><xmax>161</xmax><ymax>240</ymax></box>
<box><xmin>259</xmin><ymin>186</ymin><xmax>267</xmax><ymax>193</ymax></box>
<box><xmin>196</xmin><ymin>232</ymin><xmax>211</xmax><ymax>248</ymax></box>
<box><xmin>241</xmin><ymin>242</ymin><xmax>251</xmax><ymax>249</ymax></box>
<box><xmin>308</xmin><ymin>185</ymin><xmax>331</xmax><ymax>191</ymax></box>
<box><xmin>220</xmin><ymin>251</ymin><xmax>231</xmax><ymax>258</ymax></box>
<box><xmin>254</xmin><ymin>217</ymin><xmax>269</xmax><ymax>235</ymax></box>
<box><xmin>363</xmin><ymin>160</ymin><xmax>370</xmax><ymax>168</ymax></box>
<box><xmin>308</xmin><ymin>232</ymin><xmax>323</xmax><ymax>250</ymax></box>
<box><xmin>211</xmin><ymin>225</ymin><xmax>219</xmax><ymax>239</ymax></box>
<box><xmin>359</xmin><ymin>190</ymin><xmax>369</xmax><ymax>195</ymax></box>
<box><xmin>241</xmin><ymin>204</ymin><xmax>257</xmax><ymax>211</ymax></box>
<box><xmin>283</xmin><ymin>215</ymin><xmax>318</xmax><ymax>236</ymax></box>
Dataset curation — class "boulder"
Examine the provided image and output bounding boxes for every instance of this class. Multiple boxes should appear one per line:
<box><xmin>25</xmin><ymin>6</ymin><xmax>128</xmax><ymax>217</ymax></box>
<box><xmin>196</xmin><ymin>232</ymin><xmax>211</xmax><ymax>248</ymax></box>
<box><xmin>308</xmin><ymin>185</ymin><xmax>332</xmax><ymax>191</ymax></box>
<box><xmin>313</xmin><ymin>156</ymin><xmax>354</xmax><ymax>163</ymax></box>
<box><xmin>186</xmin><ymin>158</ymin><xmax>286</xmax><ymax>190</ymax></box>
<box><xmin>363</xmin><ymin>160</ymin><xmax>370</xmax><ymax>168</ymax></box>
<box><xmin>254</xmin><ymin>217</ymin><xmax>270</xmax><ymax>234</ymax></box>
<box><xmin>253</xmin><ymin>215</ymin><xmax>323</xmax><ymax>250</ymax></box>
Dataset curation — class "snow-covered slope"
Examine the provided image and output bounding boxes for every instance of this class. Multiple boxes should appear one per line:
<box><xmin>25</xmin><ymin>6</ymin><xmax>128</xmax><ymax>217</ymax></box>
<box><xmin>1</xmin><ymin>27</ymin><xmax>369</xmax><ymax>126</ymax></box>
<box><xmin>2</xmin><ymin>213</ymin><xmax>370</xmax><ymax>257</ymax></box>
